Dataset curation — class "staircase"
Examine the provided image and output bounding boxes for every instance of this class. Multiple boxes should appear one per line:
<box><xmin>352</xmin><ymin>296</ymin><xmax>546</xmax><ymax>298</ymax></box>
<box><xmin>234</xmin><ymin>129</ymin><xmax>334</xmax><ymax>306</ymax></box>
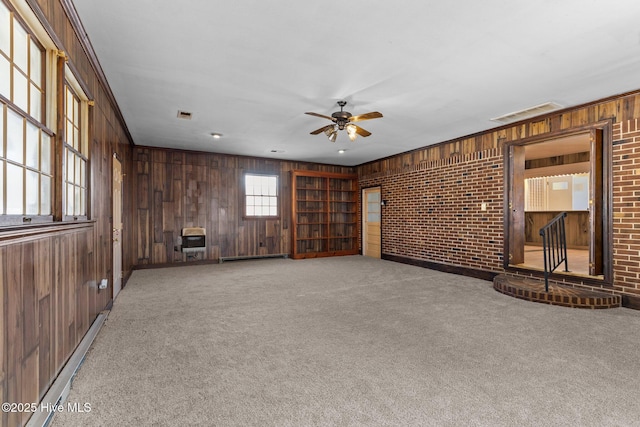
<box><xmin>493</xmin><ymin>275</ymin><xmax>620</xmax><ymax>309</ymax></box>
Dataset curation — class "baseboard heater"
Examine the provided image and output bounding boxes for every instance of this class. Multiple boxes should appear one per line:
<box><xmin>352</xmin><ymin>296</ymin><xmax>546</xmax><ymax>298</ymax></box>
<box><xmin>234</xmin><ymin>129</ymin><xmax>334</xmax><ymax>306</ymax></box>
<box><xmin>219</xmin><ymin>253</ymin><xmax>288</xmax><ymax>263</ymax></box>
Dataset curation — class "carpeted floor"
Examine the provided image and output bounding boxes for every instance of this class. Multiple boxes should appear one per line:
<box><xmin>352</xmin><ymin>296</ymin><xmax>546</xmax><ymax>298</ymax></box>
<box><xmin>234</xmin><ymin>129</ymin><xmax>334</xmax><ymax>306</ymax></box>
<box><xmin>51</xmin><ymin>256</ymin><xmax>640</xmax><ymax>427</ymax></box>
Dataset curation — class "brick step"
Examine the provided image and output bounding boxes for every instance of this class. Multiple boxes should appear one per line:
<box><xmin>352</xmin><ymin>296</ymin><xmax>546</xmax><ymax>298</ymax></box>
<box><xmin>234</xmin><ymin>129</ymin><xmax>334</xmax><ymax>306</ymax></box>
<box><xmin>493</xmin><ymin>274</ymin><xmax>621</xmax><ymax>309</ymax></box>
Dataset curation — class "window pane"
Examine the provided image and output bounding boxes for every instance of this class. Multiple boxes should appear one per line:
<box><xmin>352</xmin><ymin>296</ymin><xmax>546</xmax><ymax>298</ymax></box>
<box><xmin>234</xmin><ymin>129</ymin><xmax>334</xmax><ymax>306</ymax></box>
<box><xmin>79</xmin><ymin>188</ymin><xmax>85</xmax><ymax>216</ymax></box>
<box><xmin>6</xmin><ymin>163</ymin><xmax>23</xmax><ymax>214</ymax></box>
<box><xmin>41</xmin><ymin>175</ymin><xmax>50</xmax><ymax>215</ymax></box>
<box><xmin>0</xmin><ymin>105</ymin><xmax>4</xmax><ymax>157</ymax></box>
<box><xmin>74</xmin><ymin>186</ymin><xmax>80</xmax><ymax>215</ymax></box>
<box><xmin>0</xmin><ymin>56</ymin><xmax>9</xmax><ymax>98</ymax></box>
<box><xmin>0</xmin><ymin>2</ymin><xmax>10</xmax><ymax>55</ymax></box>
<box><xmin>246</xmin><ymin>205</ymin><xmax>255</xmax><ymax>216</ymax></box>
<box><xmin>73</xmin><ymin>124</ymin><xmax>79</xmax><ymax>149</ymax></box>
<box><xmin>7</xmin><ymin>109</ymin><xmax>23</xmax><ymax>163</ymax></box>
<box><xmin>25</xmin><ymin>121</ymin><xmax>39</xmax><ymax>169</ymax></box>
<box><xmin>79</xmin><ymin>159</ymin><xmax>85</xmax><ymax>187</ymax></box>
<box><xmin>13</xmin><ymin>24</ymin><xmax>27</xmax><ymax>71</ymax></box>
<box><xmin>29</xmin><ymin>40</ymin><xmax>41</xmax><ymax>84</ymax></box>
<box><xmin>29</xmin><ymin>83</ymin><xmax>41</xmax><ymax>120</ymax></box>
<box><xmin>67</xmin><ymin>149</ymin><xmax>74</xmax><ymax>183</ymax></box>
<box><xmin>66</xmin><ymin>182</ymin><xmax>73</xmax><ymax>214</ymax></box>
<box><xmin>13</xmin><ymin>68</ymin><xmax>28</xmax><ymax>112</ymax></box>
<box><xmin>41</xmin><ymin>135</ymin><xmax>51</xmax><ymax>174</ymax></box>
<box><xmin>269</xmin><ymin>206</ymin><xmax>277</xmax><ymax>216</ymax></box>
<box><xmin>75</xmin><ymin>155</ymin><xmax>81</xmax><ymax>184</ymax></box>
<box><xmin>25</xmin><ymin>169</ymin><xmax>38</xmax><ymax>214</ymax></box>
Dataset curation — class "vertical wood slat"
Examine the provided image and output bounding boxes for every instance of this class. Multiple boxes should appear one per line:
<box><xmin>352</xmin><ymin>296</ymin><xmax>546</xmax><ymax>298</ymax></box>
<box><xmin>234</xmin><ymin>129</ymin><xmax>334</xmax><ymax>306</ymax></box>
<box><xmin>6</xmin><ymin>246</ymin><xmax>23</xmax><ymax>427</ymax></box>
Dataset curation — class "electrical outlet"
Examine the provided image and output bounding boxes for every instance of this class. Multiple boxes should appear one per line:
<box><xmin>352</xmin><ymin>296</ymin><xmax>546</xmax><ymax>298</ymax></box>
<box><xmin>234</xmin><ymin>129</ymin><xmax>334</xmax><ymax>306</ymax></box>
<box><xmin>99</xmin><ymin>279</ymin><xmax>108</xmax><ymax>289</ymax></box>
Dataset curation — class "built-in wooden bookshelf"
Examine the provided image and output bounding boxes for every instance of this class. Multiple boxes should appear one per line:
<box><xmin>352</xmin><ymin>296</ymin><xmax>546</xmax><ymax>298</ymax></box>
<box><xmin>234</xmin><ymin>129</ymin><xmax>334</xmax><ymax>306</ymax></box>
<box><xmin>291</xmin><ymin>170</ymin><xmax>359</xmax><ymax>259</ymax></box>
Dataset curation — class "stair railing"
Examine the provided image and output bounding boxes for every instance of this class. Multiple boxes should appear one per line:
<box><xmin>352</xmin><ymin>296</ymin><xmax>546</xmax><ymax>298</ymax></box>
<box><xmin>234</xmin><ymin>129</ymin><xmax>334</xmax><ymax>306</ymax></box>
<box><xmin>539</xmin><ymin>212</ymin><xmax>569</xmax><ymax>292</ymax></box>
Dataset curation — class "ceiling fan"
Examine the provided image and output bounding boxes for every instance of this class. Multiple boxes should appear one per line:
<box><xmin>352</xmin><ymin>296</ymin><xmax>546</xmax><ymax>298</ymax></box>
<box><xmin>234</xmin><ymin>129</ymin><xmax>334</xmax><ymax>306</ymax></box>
<box><xmin>306</xmin><ymin>100</ymin><xmax>383</xmax><ymax>142</ymax></box>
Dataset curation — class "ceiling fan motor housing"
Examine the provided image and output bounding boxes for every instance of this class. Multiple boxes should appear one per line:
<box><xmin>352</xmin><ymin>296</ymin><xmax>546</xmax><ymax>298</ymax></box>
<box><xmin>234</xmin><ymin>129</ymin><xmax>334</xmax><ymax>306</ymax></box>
<box><xmin>332</xmin><ymin>110</ymin><xmax>351</xmax><ymax>130</ymax></box>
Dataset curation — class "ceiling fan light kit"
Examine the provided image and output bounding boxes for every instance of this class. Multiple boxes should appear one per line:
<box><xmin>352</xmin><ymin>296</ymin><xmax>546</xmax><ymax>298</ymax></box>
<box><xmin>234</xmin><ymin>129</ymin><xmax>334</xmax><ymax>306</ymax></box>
<box><xmin>306</xmin><ymin>101</ymin><xmax>382</xmax><ymax>142</ymax></box>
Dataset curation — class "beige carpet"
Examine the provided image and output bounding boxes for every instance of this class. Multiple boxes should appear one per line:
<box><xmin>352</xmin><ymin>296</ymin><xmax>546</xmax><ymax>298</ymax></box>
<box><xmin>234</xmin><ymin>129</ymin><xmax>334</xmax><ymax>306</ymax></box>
<box><xmin>51</xmin><ymin>256</ymin><xmax>640</xmax><ymax>426</ymax></box>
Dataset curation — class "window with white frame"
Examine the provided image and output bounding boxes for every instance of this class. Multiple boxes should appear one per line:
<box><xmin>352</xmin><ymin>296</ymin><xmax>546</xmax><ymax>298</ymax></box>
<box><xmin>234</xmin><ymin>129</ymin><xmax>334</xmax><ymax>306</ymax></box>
<box><xmin>0</xmin><ymin>0</ymin><xmax>53</xmax><ymax>221</ymax></box>
<box><xmin>244</xmin><ymin>173</ymin><xmax>278</xmax><ymax>217</ymax></box>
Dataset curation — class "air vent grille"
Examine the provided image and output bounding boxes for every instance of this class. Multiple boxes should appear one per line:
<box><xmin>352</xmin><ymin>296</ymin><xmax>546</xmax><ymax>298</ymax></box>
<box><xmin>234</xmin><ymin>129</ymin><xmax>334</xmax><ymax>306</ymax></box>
<box><xmin>491</xmin><ymin>102</ymin><xmax>563</xmax><ymax>124</ymax></box>
<box><xmin>177</xmin><ymin>110</ymin><xmax>192</xmax><ymax>120</ymax></box>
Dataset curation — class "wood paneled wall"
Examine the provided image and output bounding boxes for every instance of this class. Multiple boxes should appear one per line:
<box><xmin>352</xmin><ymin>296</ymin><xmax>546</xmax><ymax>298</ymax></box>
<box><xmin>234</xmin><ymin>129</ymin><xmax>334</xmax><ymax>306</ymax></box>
<box><xmin>134</xmin><ymin>147</ymin><xmax>354</xmax><ymax>265</ymax></box>
<box><xmin>1</xmin><ymin>1</ymin><xmax>134</xmax><ymax>426</ymax></box>
<box><xmin>359</xmin><ymin>93</ymin><xmax>640</xmax><ymax>176</ymax></box>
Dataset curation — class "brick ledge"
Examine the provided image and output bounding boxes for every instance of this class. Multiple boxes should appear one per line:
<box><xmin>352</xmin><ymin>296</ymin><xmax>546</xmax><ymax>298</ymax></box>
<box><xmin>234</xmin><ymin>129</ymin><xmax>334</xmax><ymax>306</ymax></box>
<box><xmin>493</xmin><ymin>274</ymin><xmax>621</xmax><ymax>309</ymax></box>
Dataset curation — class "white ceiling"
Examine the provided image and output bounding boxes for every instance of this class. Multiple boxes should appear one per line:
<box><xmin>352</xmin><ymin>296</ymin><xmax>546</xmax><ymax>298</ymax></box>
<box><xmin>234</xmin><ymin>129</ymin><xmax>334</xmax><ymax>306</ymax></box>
<box><xmin>71</xmin><ymin>0</ymin><xmax>640</xmax><ymax>166</ymax></box>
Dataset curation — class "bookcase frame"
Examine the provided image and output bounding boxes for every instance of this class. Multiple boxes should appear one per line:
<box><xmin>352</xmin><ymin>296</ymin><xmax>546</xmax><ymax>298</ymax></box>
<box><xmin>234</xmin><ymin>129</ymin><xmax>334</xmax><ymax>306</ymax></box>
<box><xmin>291</xmin><ymin>170</ymin><xmax>359</xmax><ymax>259</ymax></box>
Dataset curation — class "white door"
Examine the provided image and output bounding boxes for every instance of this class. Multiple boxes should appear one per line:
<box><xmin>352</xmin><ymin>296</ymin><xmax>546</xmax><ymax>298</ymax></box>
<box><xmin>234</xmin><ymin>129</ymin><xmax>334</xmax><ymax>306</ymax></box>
<box><xmin>112</xmin><ymin>155</ymin><xmax>123</xmax><ymax>299</ymax></box>
<box><xmin>363</xmin><ymin>187</ymin><xmax>381</xmax><ymax>258</ymax></box>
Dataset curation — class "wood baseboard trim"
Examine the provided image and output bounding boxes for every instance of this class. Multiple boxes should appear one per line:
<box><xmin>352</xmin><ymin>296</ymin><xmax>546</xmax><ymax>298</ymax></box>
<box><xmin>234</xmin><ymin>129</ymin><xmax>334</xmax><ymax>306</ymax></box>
<box><xmin>382</xmin><ymin>254</ymin><xmax>498</xmax><ymax>282</ymax></box>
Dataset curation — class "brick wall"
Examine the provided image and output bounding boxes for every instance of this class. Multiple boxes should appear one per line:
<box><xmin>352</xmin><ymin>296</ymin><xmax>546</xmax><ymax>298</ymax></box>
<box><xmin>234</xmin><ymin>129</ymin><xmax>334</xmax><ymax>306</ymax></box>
<box><xmin>612</xmin><ymin>119</ymin><xmax>640</xmax><ymax>298</ymax></box>
<box><xmin>358</xmin><ymin>91</ymin><xmax>640</xmax><ymax>302</ymax></box>
<box><xmin>361</xmin><ymin>148</ymin><xmax>504</xmax><ymax>274</ymax></box>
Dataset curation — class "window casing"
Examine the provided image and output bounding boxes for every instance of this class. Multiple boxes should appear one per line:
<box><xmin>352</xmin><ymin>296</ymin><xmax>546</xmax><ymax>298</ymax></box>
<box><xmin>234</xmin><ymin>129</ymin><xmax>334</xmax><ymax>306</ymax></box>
<box><xmin>244</xmin><ymin>173</ymin><xmax>278</xmax><ymax>217</ymax></box>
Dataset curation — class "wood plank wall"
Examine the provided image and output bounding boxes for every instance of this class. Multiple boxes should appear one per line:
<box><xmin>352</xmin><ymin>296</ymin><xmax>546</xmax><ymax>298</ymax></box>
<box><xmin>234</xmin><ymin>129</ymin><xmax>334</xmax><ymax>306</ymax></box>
<box><xmin>134</xmin><ymin>147</ymin><xmax>354</xmax><ymax>265</ymax></box>
<box><xmin>358</xmin><ymin>93</ymin><xmax>640</xmax><ymax>176</ymax></box>
<box><xmin>1</xmin><ymin>1</ymin><xmax>135</xmax><ymax>426</ymax></box>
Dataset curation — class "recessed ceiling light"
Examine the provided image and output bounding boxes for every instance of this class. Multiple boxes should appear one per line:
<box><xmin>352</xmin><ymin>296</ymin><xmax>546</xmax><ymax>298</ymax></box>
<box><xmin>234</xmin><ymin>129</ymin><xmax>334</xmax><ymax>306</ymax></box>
<box><xmin>338</xmin><ymin>149</ymin><xmax>346</xmax><ymax>154</ymax></box>
<box><xmin>210</xmin><ymin>132</ymin><xmax>223</xmax><ymax>139</ymax></box>
<box><xmin>270</xmin><ymin>149</ymin><xmax>285</xmax><ymax>153</ymax></box>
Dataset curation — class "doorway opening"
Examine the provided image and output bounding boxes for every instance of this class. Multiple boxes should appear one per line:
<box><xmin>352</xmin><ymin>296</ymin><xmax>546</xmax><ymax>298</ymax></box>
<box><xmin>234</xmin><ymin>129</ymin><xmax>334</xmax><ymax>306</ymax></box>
<box><xmin>504</xmin><ymin>123</ymin><xmax>612</xmax><ymax>283</ymax></box>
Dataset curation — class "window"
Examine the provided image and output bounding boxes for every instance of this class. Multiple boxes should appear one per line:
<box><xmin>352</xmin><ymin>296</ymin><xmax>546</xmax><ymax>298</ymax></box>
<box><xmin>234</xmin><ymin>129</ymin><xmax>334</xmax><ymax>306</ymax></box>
<box><xmin>524</xmin><ymin>173</ymin><xmax>589</xmax><ymax>211</ymax></box>
<box><xmin>0</xmin><ymin>0</ymin><xmax>53</xmax><ymax>221</ymax></box>
<box><xmin>244</xmin><ymin>173</ymin><xmax>278</xmax><ymax>217</ymax></box>
<box><xmin>64</xmin><ymin>83</ymin><xmax>88</xmax><ymax>218</ymax></box>
<box><xmin>0</xmin><ymin>0</ymin><xmax>91</xmax><ymax>225</ymax></box>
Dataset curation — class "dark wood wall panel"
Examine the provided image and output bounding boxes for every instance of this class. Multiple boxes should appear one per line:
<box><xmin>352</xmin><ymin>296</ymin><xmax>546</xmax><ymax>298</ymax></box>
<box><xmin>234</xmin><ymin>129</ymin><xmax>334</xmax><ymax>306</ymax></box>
<box><xmin>2</xmin><ymin>1</ymin><xmax>135</xmax><ymax>426</ymax></box>
<box><xmin>1</xmin><ymin>226</ymin><xmax>101</xmax><ymax>427</ymax></box>
<box><xmin>134</xmin><ymin>147</ymin><xmax>354</xmax><ymax>265</ymax></box>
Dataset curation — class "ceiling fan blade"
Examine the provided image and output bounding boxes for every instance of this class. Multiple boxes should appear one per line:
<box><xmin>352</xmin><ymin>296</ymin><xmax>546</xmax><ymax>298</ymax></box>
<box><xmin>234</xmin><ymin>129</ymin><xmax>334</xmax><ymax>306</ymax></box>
<box><xmin>354</xmin><ymin>125</ymin><xmax>371</xmax><ymax>137</ymax></box>
<box><xmin>305</xmin><ymin>112</ymin><xmax>335</xmax><ymax>121</ymax></box>
<box><xmin>348</xmin><ymin>111</ymin><xmax>383</xmax><ymax>123</ymax></box>
<box><xmin>310</xmin><ymin>124</ymin><xmax>335</xmax><ymax>135</ymax></box>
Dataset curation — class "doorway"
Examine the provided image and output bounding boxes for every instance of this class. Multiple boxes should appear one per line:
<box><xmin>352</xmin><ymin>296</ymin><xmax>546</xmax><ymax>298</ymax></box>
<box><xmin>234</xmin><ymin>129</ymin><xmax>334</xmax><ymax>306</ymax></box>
<box><xmin>505</xmin><ymin>123</ymin><xmax>611</xmax><ymax>282</ymax></box>
<box><xmin>363</xmin><ymin>187</ymin><xmax>381</xmax><ymax>258</ymax></box>
<box><xmin>112</xmin><ymin>154</ymin><xmax>123</xmax><ymax>298</ymax></box>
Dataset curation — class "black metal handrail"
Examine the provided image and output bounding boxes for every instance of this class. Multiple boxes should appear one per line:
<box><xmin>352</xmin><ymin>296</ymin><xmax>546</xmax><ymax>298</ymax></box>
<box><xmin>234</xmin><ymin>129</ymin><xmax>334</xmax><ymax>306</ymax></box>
<box><xmin>539</xmin><ymin>212</ymin><xmax>569</xmax><ymax>292</ymax></box>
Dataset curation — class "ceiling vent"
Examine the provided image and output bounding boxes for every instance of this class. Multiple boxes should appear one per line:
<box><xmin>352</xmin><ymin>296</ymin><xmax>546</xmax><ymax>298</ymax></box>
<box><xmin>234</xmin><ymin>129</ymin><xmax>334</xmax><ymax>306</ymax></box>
<box><xmin>491</xmin><ymin>102</ymin><xmax>563</xmax><ymax>124</ymax></box>
<box><xmin>177</xmin><ymin>110</ymin><xmax>193</xmax><ymax>120</ymax></box>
